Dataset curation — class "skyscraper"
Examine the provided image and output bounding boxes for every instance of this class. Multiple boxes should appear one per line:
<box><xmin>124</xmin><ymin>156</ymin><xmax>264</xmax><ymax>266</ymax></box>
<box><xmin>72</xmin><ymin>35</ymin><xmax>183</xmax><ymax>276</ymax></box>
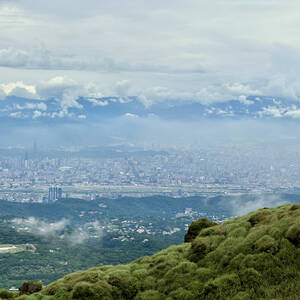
<box><xmin>48</xmin><ymin>187</ymin><xmax>63</xmax><ymax>203</ymax></box>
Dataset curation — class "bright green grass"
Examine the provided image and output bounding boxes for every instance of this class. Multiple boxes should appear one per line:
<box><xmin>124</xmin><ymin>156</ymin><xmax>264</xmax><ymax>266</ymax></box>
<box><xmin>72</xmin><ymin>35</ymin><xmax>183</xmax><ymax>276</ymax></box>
<box><xmin>14</xmin><ymin>204</ymin><xmax>300</xmax><ymax>300</ymax></box>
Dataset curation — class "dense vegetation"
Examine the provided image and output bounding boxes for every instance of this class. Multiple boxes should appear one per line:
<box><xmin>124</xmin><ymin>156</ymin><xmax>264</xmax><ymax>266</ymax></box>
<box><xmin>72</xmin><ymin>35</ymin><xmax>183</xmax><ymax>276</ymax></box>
<box><xmin>0</xmin><ymin>215</ymin><xmax>188</xmax><ymax>289</ymax></box>
<box><xmin>0</xmin><ymin>195</ymin><xmax>234</xmax><ymax>289</ymax></box>
<box><xmin>9</xmin><ymin>203</ymin><xmax>300</xmax><ymax>299</ymax></box>
<box><xmin>0</xmin><ymin>195</ymin><xmax>229</xmax><ymax>220</ymax></box>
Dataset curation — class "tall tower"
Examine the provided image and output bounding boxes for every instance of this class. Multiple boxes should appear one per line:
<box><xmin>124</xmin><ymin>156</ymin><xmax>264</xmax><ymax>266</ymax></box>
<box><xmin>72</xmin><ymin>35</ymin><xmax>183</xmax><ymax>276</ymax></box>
<box><xmin>24</xmin><ymin>151</ymin><xmax>29</xmax><ymax>169</ymax></box>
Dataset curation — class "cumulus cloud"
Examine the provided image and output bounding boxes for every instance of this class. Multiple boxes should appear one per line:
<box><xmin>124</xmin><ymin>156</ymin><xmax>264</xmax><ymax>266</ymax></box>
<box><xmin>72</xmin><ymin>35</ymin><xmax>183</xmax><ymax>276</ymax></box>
<box><xmin>261</xmin><ymin>75</ymin><xmax>300</xmax><ymax>100</ymax></box>
<box><xmin>238</xmin><ymin>95</ymin><xmax>254</xmax><ymax>105</ymax></box>
<box><xmin>0</xmin><ymin>81</ymin><xmax>37</xmax><ymax>99</ymax></box>
<box><xmin>36</xmin><ymin>76</ymin><xmax>85</xmax><ymax>110</ymax></box>
<box><xmin>1</xmin><ymin>0</ymin><xmax>300</xmax><ymax>102</ymax></box>
<box><xmin>258</xmin><ymin>106</ymin><xmax>284</xmax><ymax>118</ymax></box>
<box><xmin>124</xmin><ymin>112</ymin><xmax>138</xmax><ymax>118</ymax></box>
<box><xmin>14</xmin><ymin>102</ymin><xmax>47</xmax><ymax>111</ymax></box>
<box><xmin>133</xmin><ymin>82</ymin><xmax>263</xmax><ymax>107</ymax></box>
<box><xmin>193</xmin><ymin>83</ymin><xmax>262</xmax><ymax>104</ymax></box>
<box><xmin>4</xmin><ymin>74</ymin><xmax>300</xmax><ymax>119</ymax></box>
<box><xmin>285</xmin><ymin>109</ymin><xmax>300</xmax><ymax>118</ymax></box>
<box><xmin>86</xmin><ymin>98</ymin><xmax>108</xmax><ymax>107</ymax></box>
<box><xmin>8</xmin><ymin>86</ymin><xmax>38</xmax><ymax>99</ymax></box>
<box><xmin>32</xmin><ymin>110</ymin><xmax>43</xmax><ymax>119</ymax></box>
<box><xmin>114</xmin><ymin>80</ymin><xmax>131</xmax><ymax>97</ymax></box>
<box><xmin>9</xmin><ymin>111</ymin><xmax>24</xmax><ymax>118</ymax></box>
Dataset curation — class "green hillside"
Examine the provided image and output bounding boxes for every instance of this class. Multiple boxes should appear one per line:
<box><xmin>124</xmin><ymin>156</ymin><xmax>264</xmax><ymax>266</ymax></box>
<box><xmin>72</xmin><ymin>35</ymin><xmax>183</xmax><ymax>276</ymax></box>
<box><xmin>13</xmin><ymin>204</ymin><xmax>300</xmax><ymax>299</ymax></box>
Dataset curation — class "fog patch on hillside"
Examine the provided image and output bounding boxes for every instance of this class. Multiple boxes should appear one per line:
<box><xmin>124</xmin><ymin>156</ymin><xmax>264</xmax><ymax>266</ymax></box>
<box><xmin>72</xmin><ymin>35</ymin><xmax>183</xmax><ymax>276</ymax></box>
<box><xmin>11</xmin><ymin>217</ymin><xmax>105</xmax><ymax>245</ymax></box>
<box><xmin>229</xmin><ymin>194</ymin><xmax>289</xmax><ymax>216</ymax></box>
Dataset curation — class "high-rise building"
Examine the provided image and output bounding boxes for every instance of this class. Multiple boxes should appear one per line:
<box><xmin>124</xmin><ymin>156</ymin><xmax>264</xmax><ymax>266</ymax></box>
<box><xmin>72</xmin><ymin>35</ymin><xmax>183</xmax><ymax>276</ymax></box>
<box><xmin>24</xmin><ymin>152</ymin><xmax>29</xmax><ymax>169</ymax></box>
<box><xmin>57</xmin><ymin>188</ymin><xmax>62</xmax><ymax>200</ymax></box>
<box><xmin>48</xmin><ymin>187</ymin><xmax>63</xmax><ymax>203</ymax></box>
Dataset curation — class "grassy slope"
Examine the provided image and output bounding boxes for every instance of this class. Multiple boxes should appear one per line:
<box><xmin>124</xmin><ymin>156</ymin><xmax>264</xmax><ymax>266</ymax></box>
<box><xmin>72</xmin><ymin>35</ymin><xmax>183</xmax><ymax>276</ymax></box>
<box><xmin>17</xmin><ymin>203</ymin><xmax>300</xmax><ymax>300</ymax></box>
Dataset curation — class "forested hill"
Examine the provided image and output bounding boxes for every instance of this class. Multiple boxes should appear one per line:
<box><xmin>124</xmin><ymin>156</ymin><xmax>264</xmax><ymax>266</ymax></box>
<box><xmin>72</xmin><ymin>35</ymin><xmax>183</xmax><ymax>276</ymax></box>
<box><xmin>0</xmin><ymin>193</ymin><xmax>299</xmax><ymax>221</ymax></box>
<box><xmin>18</xmin><ymin>203</ymin><xmax>300</xmax><ymax>299</ymax></box>
<box><xmin>0</xmin><ymin>195</ymin><xmax>231</xmax><ymax>220</ymax></box>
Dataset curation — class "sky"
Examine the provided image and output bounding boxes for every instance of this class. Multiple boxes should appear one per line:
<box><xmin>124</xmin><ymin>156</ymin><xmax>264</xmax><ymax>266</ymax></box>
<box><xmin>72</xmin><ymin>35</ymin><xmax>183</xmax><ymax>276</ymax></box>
<box><xmin>1</xmin><ymin>0</ymin><xmax>300</xmax><ymax>107</ymax></box>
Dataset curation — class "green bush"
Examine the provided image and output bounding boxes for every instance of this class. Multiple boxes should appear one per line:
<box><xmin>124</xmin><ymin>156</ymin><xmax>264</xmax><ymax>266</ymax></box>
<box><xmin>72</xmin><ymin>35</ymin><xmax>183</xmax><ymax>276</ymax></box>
<box><xmin>135</xmin><ymin>290</ymin><xmax>163</xmax><ymax>300</ymax></box>
<box><xmin>231</xmin><ymin>291</ymin><xmax>252</xmax><ymax>300</ymax></box>
<box><xmin>71</xmin><ymin>282</ymin><xmax>96</xmax><ymax>300</ymax></box>
<box><xmin>248</xmin><ymin>209</ymin><xmax>271</xmax><ymax>226</ymax></box>
<box><xmin>71</xmin><ymin>281</ymin><xmax>112</xmax><ymax>300</ymax></box>
<box><xmin>239</xmin><ymin>268</ymin><xmax>262</xmax><ymax>289</ymax></box>
<box><xmin>167</xmin><ymin>287</ymin><xmax>196</xmax><ymax>300</ymax></box>
<box><xmin>211</xmin><ymin>273</ymin><xmax>241</xmax><ymax>298</ymax></box>
<box><xmin>19</xmin><ymin>282</ymin><xmax>42</xmax><ymax>295</ymax></box>
<box><xmin>188</xmin><ymin>235</ymin><xmax>225</xmax><ymax>262</ymax></box>
<box><xmin>286</xmin><ymin>223</ymin><xmax>300</xmax><ymax>246</ymax></box>
<box><xmin>106</xmin><ymin>270</ymin><xmax>137</xmax><ymax>299</ymax></box>
<box><xmin>254</xmin><ymin>235</ymin><xmax>278</xmax><ymax>253</ymax></box>
<box><xmin>184</xmin><ymin>219</ymin><xmax>217</xmax><ymax>242</ymax></box>
<box><xmin>0</xmin><ymin>289</ymin><xmax>16</xmax><ymax>299</ymax></box>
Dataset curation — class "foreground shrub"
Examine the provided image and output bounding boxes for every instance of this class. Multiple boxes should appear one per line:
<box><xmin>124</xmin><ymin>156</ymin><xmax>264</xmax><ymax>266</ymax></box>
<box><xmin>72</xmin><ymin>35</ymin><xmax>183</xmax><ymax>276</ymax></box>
<box><xmin>184</xmin><ymin>219</ymin><xmax>216</xmax><ymax>242</ymax></box>
<box><xmin>286</xmin><ymin>223</ymin><xmax>300</xmax><ymax>246</ymax></box>
<box><xmin>19</xmin><ymin>282</ymin><xmax>42</xmax><ymax>295</ymax></box>
<box><xmin>0</xmin><ymin>289</ymin><xmax>16</xmax><ymax>299</ymax></box>
<box><xmin>135</xmin><ymin>290</ymin><xmax>163</xmax><ymax>300</ymax></box>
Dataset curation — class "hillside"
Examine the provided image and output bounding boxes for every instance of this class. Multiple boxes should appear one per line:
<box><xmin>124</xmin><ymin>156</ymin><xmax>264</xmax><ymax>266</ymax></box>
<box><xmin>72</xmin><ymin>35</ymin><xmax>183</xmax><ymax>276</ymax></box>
<box><xmin>10</xmin><ymin>203</ymin><xmax>300</xmax><ymax>299</ymax></box>
<box><xmin>0</xmin><ymin>196</ymin><xmax>234</xmax><ymax>289</ymax></box>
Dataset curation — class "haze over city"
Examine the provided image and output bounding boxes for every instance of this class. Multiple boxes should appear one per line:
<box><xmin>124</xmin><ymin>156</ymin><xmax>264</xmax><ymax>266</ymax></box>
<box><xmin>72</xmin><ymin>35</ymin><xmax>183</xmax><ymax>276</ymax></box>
<box><xmin>1</xmin><ymin>2</ymin><xmax>300</xmax><ymax>297</ymax></box>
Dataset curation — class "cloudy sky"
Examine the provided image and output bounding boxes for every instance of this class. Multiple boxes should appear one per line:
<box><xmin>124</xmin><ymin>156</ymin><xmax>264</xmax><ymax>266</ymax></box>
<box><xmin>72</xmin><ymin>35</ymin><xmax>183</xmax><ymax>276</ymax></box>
<box><xmin>1</xmin><ymin>0</ymin><xmax>300</xmax><ymax>105</ymax></box>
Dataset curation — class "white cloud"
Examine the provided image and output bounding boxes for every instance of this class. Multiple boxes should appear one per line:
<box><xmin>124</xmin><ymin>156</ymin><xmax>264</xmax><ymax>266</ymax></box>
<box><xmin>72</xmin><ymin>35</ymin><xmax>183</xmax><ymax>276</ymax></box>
<box><xmin>1</xmin><ymin>1</ymin><xmax>300</xmax><ymax>106</ymax></box>
<box><xmin>0</xmin><ymin>81</ymin><xmax>36</xmax><ymax>98</ymax></box>
<box><xmin>261</xmin><ymin>75</ymin><xmax>300</xmax><ymax>100</ymax></box>
<box><xmin>14</xmin><ymin>102</ymin><xmax>47</xmax><ymax>111</ymax></box>
<box><xmin>238</xmin><ymin>95</ymin><xmax>254</xmax><ymax>105</ymax></box>
<box><xmin>136</xmin><ymin>86</ymin><xmax>193</xmax><ymax>107</ymax></box>
<box><xmin>285</xmin><ymin>110</ymin><xmax>300</xmax><ymax>118</ymax></box>
<box><xmin>115</xmin><ymin>80</ymin><xmax>131</xmax><ymax>97</ymax></box>
<box><xmin>32</xmin><ymin>110</ymin><xmax>42</xmax><ymax>119</ymax></box>
<box><xmin>9</xmin><ymin>111</ymin><xmax>24</xmax><ymax>118</ymax></box>
<box><xmin>36</xmin><ymin>76</ymin><xmax>85</xmax><ymax>109</ymax></box>
<box><xmin>86</xmin><ymin>98</ymin><xmax>108</xmax><ymax>107</ymax></box>
<box><xmin>124</xmin><ymin>112</ymin><xmax>138</xmax><ymax>118</ymax></box>
<box><xmin>258</xmin><ymin>106</ymin><xmax>284</xmax><ymax>118</ymax></box>
<box><xmin>8</xmin><ymin>86</ymin><xmax>38</xmax><ymax>99</ymax></box>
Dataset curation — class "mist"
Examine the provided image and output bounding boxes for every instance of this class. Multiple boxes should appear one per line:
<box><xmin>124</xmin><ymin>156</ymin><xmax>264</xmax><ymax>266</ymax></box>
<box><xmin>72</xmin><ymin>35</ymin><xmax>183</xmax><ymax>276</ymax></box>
<box><xmin>228</xmin><ymin>194</ymin><xmax>289</xmax><ymax>216</ymax></box>
<box><xmin>11</xmin><ymin>217</ymin><xmax>105</xmax><ymax>245</ymax></box>
<box><xmin>2</xmin><ymin>115</ymin><xmax>300</xmax><ymax>150</ymax></box>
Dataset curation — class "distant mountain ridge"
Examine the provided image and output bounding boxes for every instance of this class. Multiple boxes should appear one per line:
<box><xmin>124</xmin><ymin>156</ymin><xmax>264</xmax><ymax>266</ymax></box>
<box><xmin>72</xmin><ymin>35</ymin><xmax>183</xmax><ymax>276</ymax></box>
<box><xmin>1</xmin><ymin>95</ymin><xmax>300</xmax><ymax>123</ymax></box>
